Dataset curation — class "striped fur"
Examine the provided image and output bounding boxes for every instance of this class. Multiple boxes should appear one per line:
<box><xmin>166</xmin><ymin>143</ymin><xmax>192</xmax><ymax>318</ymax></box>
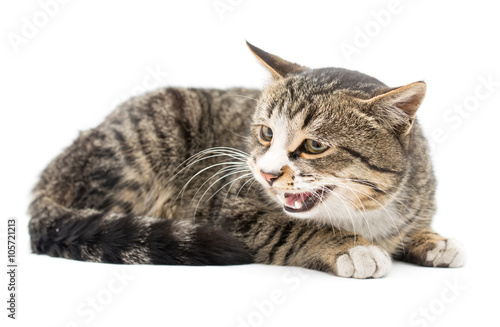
<box><xmin>28</xmin><ymin>43</ymin><xmax>465</xmax><ymax>277</ymax></box>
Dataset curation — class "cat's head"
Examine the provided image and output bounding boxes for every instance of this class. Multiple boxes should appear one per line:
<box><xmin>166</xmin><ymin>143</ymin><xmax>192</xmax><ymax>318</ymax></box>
<box><xmin>246</xmin><ymin>42</ymin><xmax>426</xmax><ymax>221</ymax></box>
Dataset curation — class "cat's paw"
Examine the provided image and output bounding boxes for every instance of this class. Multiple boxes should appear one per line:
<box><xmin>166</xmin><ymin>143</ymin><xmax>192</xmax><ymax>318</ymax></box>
<box><xmin>425</xmin><ymin>239</ymin><xmax>466</xmax><ymax>268</ymax></box>
<box><xmin>335</xmin><ymin>245</ymin><xmax>392</xmax><ymax>279</ymax></box>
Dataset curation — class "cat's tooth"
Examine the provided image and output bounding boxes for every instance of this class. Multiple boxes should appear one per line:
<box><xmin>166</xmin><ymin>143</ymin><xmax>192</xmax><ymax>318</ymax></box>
<box><xmin>294</xmin><ymin>201</ymin><xmax>303</xmax><ymax>209</ymax></box>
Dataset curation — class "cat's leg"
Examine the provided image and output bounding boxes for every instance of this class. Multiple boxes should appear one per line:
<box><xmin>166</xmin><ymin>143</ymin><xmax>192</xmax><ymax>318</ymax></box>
<box><xmin>232</xmin><ymin>216</ymin><xmax>392</xmax><ymax>278</ymax></box>
<box><xmin>399</xmin><ymin>227</ymin><xmax>466</xmax><ymax>267</ymax></box>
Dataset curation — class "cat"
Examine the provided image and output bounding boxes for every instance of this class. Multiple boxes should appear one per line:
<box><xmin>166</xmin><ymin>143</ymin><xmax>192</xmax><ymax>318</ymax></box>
<box><xmin>28</xmin><ymin>41</ymin><xmax>466</xmax><ymax>278</ymax></box>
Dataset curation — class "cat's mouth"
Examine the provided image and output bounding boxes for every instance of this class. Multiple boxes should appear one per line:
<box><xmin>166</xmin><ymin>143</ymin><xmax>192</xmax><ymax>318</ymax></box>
<box><xmin>275</xmin><ymin>186</ymin><xmax>333</xmax><ymax>213</ymax></box>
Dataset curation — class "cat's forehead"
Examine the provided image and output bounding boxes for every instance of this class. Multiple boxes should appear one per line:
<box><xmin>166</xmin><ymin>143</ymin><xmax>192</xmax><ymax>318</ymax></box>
<box><xmin>257</xmin><ymin>88</ymin><xmax>344</xmax><ymax>124</ymax></box>
<box><xmin>252</xmin><ymin>71</ymin><xmax>390</xmax><ymax>146</ymax></box>
<box><xmin>256</xmin><ymin>67</ymin><xmax>388</xmax><ymax>120</ymax></box>
<box><xmin>276</xmin><ymin>67</ymin><xmax>386</xmax><ymax>96</ymax></box>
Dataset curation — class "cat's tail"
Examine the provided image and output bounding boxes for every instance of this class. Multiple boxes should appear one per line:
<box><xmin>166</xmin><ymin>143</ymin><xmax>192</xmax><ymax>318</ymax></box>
<box><xmin>28</xmin><ymin>195</ymin><xmax>253</xmax><ymax>265</ymax></box>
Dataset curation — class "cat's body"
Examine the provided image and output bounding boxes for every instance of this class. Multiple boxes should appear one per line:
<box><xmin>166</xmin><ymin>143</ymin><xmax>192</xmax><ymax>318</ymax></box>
<box><xmin>29</xmin><ymin>43</ymin><xmax>465</xmax><ymax>277</ymax></box>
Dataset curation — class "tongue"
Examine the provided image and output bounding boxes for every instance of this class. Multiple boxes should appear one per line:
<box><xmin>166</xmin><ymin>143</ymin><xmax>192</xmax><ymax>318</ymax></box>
<box><xmin>285</xmin><ymin>192</ymin><xmax>311</xmax><ymax>207</ymax></box>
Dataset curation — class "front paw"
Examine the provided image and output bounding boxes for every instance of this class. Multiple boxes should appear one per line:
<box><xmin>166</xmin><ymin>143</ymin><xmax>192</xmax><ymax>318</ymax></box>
<box><xmin>425</xmin><ymin>239</ymin><xmax>466</xmax><ymax>268</ymax></box>
<box><xmin>335</xmin><ymin>245</ymin><xmax>392</xmax><ymax>279</ymax></box>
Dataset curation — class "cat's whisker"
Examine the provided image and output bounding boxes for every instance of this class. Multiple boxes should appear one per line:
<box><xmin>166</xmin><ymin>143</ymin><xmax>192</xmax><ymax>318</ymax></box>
<box><xmin>228</xmin><ymin>94</ymin><xmax>259</xmax><ymax>102</ymax></box>
<box><xmin>170</xmin><ymin>146</ymin><xmax>252</xmax><ymax>208</ymax></box>
<box><xmin>201</xmin><ymin>146</ymin><xmax>250</xmax><ymax>158</ymax></box>
<box><xmin>195</xmin><ymin>172</ymin><xmax>254</xmax><ymax>218</ymax></box>
<box><xmin>328</xmin><ymin>191</ymin><xmax>359</xmax><ymax>241</ymax></box>
<box><xmin>221</xmin><ymin>174</ymin><xmax>255</xmax><ymax>209</ymax></box>
<box><xmin>245</xmin><ymin>179</ymin><xmax>258</xmax><ymax>195</ymax></box>
<box><xmin>191</xmin><ymin>166</ymin><xmax>249</xmax><ymax>202</ymax></box>
<box><xmin>345</xmin><ymin>177</ymin><xmax>413</xmax><ymax>214</ymax></box>
<box><xmin>179</xmin><ymin>156</ymin><xmax>243</xmax><ymax>176</ymax></box>
<box><xmin>333</xmin><ymin>180</ymin><xmax>374</xmax><ymax>242</ymax></box>
<box><xmin>165</xmin><ymin>150</ymin><xmax>248</xmax><ymax>187</ymax></box>
<box><xmin>299</xmin><ymin>174</ymin><xmax>377</xmax><ymax>241</ymax></box>
<box><xmin>192</xmin><ymin>169</ymin><xmax>251</xmax><ymax>217</ymax></box>
<box><xmin>306</xmin><ymin>173</ymin><xmax>394</xmax><ymax>195</ymax></box>
<box><xmin>321</xmin><ymin>174</ymin><xmax>413</xmax><ymax>218</ymax></box>
<box><xmin>301</xmin><ymin>184</ymin><xmax>354</xmax><ymax>237</ymax></box>
<box><xmin>184</xmin><ymin>164</ymin><xmax>247</xmax><ymax>205</ymax></box>
<box><xmin>326</xmin><ymin>179</ymin><xmax>371</xmax><ymax>223</ymax></box>
<box><xmin>167</xmin><ymin>148</ymin><xmax>229</xmax><ymax>174</ymax></box>
<box><xmin>324</xmin><ymin>178</ymin><xmax>409</xmax><ymax>217</ymax></box>
<box><xmin>176</xmin><ymin>146</ymin><xmax>249</xmax><ymax>166</ymax></box>
<box><xmin>176</xmin><ymin>161</ymin><xmax>248</xmax><ymax>202</ymax></box>
<box><xmin>188</xmin><ymin>164</ymin><xmax>250</xmax><ymax>207</ymax></box>
<box><xmin>235</xmin><ymin>176</ymin><xmax>256</xmax><ymax>199</ymax></box>
<box><xmin>210</xmin><ymin>172</ymin><xmax>254</xmax><ymax>206</ymax></box>
<box><xmin>177</xmin><ymin>162</ymin><xmax>247</xmax><ymax>203</ymax></box>
<box><xmin>310</xmin><ymin>189</ymin><xmax>337</xmax><ymax>238</ymax></box>
<box><xmin>333</xmin><ymin>182</ymin><xmax>404</xmax><ymax>247</ymax></box>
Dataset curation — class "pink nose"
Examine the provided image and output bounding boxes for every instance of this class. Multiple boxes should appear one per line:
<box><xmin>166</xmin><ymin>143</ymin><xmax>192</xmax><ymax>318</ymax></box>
<box><xmin>260</xmin><ymin>170</ymin><xmax>280</xmax><ymax>186</ymax></box>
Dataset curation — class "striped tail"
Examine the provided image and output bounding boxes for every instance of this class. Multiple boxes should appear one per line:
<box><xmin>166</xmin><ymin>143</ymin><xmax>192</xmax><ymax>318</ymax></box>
<box><xmin>28</xmin><ymin>196</ymin><xmax>253</xmax><ymax>265</ymax></box>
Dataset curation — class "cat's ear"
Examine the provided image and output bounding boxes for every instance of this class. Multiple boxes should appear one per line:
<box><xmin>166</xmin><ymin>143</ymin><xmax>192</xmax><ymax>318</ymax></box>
<box><xmin>246</xmin><ymin>41</ymin><xmax>307</xmax><ymax>79</ymax></box>
<box><xmin>364</xmin><ymin>81</ymin><xmax>426</xmax><ymax>135</ymax></box>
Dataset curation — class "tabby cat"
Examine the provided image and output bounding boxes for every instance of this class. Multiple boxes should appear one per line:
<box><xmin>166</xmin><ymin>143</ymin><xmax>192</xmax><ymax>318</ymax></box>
<box><xmin>28</xmin><ymin>42</ymin><xmax>465</xmax><ymax>278</ymax></box>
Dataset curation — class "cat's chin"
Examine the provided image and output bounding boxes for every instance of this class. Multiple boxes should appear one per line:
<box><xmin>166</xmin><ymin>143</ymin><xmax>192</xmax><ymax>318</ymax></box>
<box><xmin>274</xmin><ymin>186</ymin><xmax>334</xmax><ymax>214</ymax></box>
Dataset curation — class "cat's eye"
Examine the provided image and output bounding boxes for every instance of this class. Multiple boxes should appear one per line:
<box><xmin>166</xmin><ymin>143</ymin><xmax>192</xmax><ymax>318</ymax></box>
<box><xmin>260</xmin><ymin>125</ymin><xmax>273</xmax><ymax>142</ymax></box>
<box><xmin>304</xmin><ymin>139</ymin><xmax>328</xmax><ymax>154</ymax></box>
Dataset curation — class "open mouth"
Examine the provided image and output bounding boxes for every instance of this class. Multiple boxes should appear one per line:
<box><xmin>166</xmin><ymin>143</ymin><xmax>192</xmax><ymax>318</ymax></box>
<box><xmin>275</xmin><ymin>186</ymin><xmax>333</xmax><ymax>213</ymax></box>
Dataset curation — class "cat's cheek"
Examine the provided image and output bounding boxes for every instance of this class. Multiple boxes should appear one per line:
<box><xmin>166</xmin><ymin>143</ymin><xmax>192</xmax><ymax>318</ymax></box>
<box><xmin>246</xmin><ymin>157</ymin><xmax>263</xmax><ymax>182</ymax></box>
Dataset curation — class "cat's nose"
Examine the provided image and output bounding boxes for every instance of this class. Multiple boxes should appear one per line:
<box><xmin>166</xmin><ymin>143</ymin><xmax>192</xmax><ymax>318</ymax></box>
<box><xmin>260</xmin><ymin>170</ymin><xmax>282</xmax><ymax>186</ymax></box>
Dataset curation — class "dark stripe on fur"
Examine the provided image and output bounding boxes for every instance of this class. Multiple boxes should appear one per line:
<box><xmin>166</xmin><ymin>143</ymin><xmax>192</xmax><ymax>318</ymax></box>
<box><xmin>267</xmin><ymin>97</ymin><xmax>278</xmax><ymax>118</ymax></box>
<box><xmin>287</xmin><ymin>97</ymin><xmax>308</xmax><ymax>120</ymax></box>
<box><xmin>127</xmin><ymin>109</ymin><xmax>160</xmax><ymax>175</ymax></box>
<box><xmin>268</xmin><ymin>222</ymin><xmax>294</xmax><ymax>263</ymax></box>
<box><xmin>283</xmin><ymin>225</ymin><xmax>313</xmax><ymax>264</ymax></box>
<box><xmin>111</xmin><ymin>128</ymin><xmax>139</xmax><ymax>168</ymax></box>
<box><xmin>339</xmin><ymin>146</ymin><xmax>402</xmax><ymax>175</ymax></box>
<box><xmin>350</xmin><ymin>178</ymin><xmax>385</xmax><ymax>194</ymax></box>
<box><xmin>301</xmin><ymin>109</ymin><xmax>316</xmax><ymax>130</ymax></box>
<box><xmin>169</xmin><ymin>89</ymin><xmax>193</xmax><ymax>150</ymax></box>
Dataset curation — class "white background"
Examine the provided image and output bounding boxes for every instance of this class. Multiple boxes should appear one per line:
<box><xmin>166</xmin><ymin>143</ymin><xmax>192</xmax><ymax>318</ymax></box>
<box><xmin>1</xmin><ymin>1</ymin><xmax>499</xmax><ymax>326</ymax></box>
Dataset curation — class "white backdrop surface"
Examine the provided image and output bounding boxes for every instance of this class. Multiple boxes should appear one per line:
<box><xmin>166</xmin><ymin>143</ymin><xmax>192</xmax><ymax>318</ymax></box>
<box><xmin>1</xmin><ymin>1</ymin><xmax>499</xmax><ymax>326</ymax></box>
